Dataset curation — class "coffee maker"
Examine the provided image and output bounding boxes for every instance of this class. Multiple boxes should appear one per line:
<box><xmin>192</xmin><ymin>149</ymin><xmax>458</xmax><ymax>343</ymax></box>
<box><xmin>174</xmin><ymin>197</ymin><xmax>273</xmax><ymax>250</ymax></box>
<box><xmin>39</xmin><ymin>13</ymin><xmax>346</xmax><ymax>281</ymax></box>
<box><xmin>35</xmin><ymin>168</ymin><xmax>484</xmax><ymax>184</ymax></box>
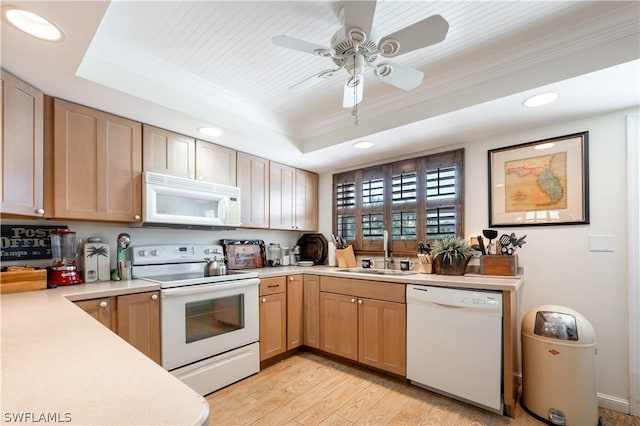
<box><xmin>47</xmin><ymin>229</ymin><xmax>83</xmax><ymax>286</ymax></box>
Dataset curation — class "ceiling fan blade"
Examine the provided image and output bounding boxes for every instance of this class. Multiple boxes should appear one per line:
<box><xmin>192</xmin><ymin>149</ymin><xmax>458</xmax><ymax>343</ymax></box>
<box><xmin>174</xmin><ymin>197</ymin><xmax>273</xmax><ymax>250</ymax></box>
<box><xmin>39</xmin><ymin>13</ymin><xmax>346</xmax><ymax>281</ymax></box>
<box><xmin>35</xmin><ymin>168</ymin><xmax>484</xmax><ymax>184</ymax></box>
<box><xmin>374</xmin><ymin>61</ymin><xmax>424</xmax><ymax>91</ymax></box>
<box><xmin>343</xmin><ymin>75</ymin><xmax>364</xmax><ymax>108</ymax></box>
<box><xmin>378</xmin><ymin>14</ymin><xmax>449</xmax><ymax>58</ymax></box>
<box><xmin>339</xmin><ymin>1</ymin><xmax>377</xmax><ymax>41</ymax></box>
<box><xmin>289</xmin><ymin>69</ymin><xmax>338</xmax><ymax>93</ymax></box>
<box><xmin>272</xmin><ymin>35</ymin><xmax>332</xmax><ymax>55</ymax></box>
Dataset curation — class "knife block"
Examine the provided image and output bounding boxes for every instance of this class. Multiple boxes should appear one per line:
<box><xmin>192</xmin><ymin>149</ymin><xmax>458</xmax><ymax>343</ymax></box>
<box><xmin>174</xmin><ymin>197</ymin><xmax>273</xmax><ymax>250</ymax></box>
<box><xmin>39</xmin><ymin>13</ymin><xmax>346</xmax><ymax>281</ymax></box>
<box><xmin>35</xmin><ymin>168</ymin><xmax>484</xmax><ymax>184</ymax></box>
<box><xmin>335</xmin><ymin>246</ymin><xmax>357</xmax><ymax>268</ymax></box>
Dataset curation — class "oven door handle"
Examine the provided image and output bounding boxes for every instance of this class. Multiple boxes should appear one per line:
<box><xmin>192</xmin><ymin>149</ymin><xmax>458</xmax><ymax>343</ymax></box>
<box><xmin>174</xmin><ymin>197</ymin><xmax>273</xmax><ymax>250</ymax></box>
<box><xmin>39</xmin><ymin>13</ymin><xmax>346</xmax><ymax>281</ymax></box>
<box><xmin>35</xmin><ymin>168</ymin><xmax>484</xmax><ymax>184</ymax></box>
<box><xmin>161</xmin><ymin>278</ymin><xmax>260</xmax><ymax>298</ymax></box>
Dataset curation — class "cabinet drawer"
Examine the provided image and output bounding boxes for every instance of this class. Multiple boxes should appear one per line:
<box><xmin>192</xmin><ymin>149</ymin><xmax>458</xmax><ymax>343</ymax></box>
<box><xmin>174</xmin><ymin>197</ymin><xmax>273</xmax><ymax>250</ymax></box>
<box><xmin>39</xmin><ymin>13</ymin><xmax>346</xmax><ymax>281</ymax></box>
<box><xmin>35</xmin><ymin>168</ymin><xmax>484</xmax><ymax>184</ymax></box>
<box><xmin>259</xmin><ymin>276</ymin><xmax>287</xmax><ymax>296</ymax></box>
<box><xmin>320</xmin><ymin>276</ymin><xmax>405</xmax><ymax>303</ymax></box>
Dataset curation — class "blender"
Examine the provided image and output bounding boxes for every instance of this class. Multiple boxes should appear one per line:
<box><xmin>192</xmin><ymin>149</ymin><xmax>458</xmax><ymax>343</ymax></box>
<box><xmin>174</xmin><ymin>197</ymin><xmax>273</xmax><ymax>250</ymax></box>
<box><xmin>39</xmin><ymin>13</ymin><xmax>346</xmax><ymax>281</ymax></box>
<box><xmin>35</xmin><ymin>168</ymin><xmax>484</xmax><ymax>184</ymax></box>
<box><xmin>48</xmin><ymin>229</ymin><xmax>83</xmax><ymax>286</ymax></box>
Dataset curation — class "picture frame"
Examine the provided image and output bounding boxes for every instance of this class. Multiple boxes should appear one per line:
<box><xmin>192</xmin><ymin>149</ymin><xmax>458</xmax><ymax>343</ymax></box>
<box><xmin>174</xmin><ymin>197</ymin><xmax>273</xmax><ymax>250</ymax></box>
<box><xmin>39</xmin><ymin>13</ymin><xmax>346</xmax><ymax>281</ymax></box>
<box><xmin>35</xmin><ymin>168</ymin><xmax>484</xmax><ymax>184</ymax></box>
<box><xmin>488</xmin><ymin>131</ymin><xmax>589</xmax><ymax>227</ymax></box>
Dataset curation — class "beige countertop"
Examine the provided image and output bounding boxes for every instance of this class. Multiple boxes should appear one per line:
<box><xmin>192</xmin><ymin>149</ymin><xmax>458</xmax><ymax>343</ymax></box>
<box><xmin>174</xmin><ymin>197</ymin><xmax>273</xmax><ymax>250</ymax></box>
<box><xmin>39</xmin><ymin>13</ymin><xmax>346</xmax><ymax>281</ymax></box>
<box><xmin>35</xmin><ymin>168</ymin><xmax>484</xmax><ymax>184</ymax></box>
<box><xmin>1</xmin><ymin>265</ymin><xmax>521</xmax><ymax>425</ymax></box>
<box><xmin>254</xmin><ymin>265</ymin><xmax>524</xmax><ymax>291</ymax></box>
<box><xmin>1</xmin><ymin>279</ymin><xmax>209</xmax><ymax>426</ymax></box>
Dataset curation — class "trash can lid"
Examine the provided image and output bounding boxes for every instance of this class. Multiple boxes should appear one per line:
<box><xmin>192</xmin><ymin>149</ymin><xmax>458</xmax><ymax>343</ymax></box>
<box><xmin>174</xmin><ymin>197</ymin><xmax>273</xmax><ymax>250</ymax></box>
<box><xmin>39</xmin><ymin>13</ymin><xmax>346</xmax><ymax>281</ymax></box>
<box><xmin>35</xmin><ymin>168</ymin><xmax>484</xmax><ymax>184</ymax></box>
<box><xmin>522</xmin><ymin>304</ymin><xmax>596</xmax><ymax>344</ymax></box>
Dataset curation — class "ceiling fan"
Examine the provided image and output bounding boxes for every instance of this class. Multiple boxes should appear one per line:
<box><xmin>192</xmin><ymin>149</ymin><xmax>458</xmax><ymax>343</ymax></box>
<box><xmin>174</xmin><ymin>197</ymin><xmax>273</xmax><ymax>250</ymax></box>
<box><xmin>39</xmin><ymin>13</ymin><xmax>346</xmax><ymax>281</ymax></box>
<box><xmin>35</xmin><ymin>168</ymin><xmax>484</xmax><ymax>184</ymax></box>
<box><xmin>272</xmin><ymin>1</ymin><xmax>449</xmax><ymax>123</ymax></box>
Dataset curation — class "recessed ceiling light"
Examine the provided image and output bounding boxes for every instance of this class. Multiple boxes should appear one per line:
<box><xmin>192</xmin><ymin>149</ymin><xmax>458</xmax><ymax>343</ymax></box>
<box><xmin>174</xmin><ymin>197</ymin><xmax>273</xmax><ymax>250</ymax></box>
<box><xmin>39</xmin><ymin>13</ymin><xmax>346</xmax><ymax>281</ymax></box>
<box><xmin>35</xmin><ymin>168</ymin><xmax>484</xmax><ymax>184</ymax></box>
<box><xmin>534</xmin><ymin>142</ymin><xmax>556</xmax><ymax>150</ymax></box>
<box><xmin>3</xmin><ymin>6</ymin><xmax>64</xmax><ymax>41</ymax></box>
<box><xmin>198</xmin><ymin>126</ymin><xmax>222</xmax><ymax>137</ymax></box>
<box><xmin>522</xmin><ymin>92</ymin><xmax>559</xmax><ymax>108</ymax></box>
<box><xmin>353</xmin><ymin>141</ymin><xmax>373</xmax><ymax>149</ymax></box>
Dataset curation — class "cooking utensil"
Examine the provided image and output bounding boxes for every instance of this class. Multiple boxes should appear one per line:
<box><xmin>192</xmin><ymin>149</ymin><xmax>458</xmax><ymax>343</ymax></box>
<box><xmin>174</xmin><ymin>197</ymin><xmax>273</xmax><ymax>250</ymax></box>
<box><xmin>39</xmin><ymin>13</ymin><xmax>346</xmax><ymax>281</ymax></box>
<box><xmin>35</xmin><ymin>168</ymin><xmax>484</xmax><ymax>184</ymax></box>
<box><xmin>476</xmin><ymin>235</ymin><xmax>487</xmax><ymax>255</ymax></box>
<box><xmin>482</xmin><ymin>229</ymin><xmax>498</xmax><ymax>254</ymax></box>
<box><xmin>499</xmin><ymin>234</ymin><xmax>511</xmax><ymax>254</ymax></box>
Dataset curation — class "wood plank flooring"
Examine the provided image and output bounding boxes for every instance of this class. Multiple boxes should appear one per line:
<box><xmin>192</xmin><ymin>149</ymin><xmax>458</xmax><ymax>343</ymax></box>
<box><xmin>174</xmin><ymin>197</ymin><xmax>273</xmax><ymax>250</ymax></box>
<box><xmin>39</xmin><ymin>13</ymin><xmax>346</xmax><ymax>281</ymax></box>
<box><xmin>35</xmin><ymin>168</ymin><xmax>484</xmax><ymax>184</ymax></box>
<box><xmin>206</xmin><ymin>350</ymin><xmax>640</xmax><ymax>426</ymax></box>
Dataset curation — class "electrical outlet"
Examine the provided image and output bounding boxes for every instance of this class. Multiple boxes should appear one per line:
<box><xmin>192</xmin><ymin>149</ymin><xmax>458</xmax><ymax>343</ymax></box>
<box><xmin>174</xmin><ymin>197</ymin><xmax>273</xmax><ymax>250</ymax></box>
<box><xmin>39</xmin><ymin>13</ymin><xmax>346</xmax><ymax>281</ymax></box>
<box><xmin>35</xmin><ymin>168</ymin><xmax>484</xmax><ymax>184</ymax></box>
<box><xmin>589</xmin><ymin>235</ymin><xmax>615</xmax><ymax>252</ymax></box>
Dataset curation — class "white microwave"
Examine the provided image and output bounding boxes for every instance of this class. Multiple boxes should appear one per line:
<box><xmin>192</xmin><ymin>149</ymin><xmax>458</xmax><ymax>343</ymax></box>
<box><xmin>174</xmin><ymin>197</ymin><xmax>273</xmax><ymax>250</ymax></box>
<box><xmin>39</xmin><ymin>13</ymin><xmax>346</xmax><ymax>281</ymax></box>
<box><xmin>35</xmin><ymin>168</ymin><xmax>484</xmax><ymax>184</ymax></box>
<box><xmin>140</xmin><ymin>172</ymin><xmax>241</xmax><ymax>228</ymax></box>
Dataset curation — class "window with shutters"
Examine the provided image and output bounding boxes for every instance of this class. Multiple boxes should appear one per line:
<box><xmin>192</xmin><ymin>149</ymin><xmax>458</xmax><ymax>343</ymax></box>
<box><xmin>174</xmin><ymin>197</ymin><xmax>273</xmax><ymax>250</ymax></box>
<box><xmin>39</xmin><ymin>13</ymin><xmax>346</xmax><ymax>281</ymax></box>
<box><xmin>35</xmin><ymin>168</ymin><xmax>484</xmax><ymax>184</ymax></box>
<box><xmin>332</xmin><ymin>148</ymin><xmax>464</xmax><ymax>256</ymax></box>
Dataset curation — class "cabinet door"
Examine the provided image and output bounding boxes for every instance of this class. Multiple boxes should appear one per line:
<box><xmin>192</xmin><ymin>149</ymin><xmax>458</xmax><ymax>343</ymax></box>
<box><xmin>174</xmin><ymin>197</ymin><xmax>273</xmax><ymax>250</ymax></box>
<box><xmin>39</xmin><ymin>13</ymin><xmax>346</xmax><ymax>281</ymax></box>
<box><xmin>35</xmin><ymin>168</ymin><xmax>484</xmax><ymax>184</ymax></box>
<box><xmin>142</xmin><ymin>125</ymin><xmax>195</xmax><ymax>179</ymax></box>
<box><xmin>117</xmin><ymin>291</ymin><xmax>161</xmax><ymax>364</ymax></box>
<box><xmin>53</xmin><ymin>99</ymin><xmax>142</xmax><ymax>222</ymax></box>
<box><xmin>269</xmin><ymin>161</ymin><xmax>296</xmax><ymax>230</ymax></box>
<box><xmin>195</xmin><ymin>140</ymin><xmax>236</xmax><ymax>185</ymax></box>
<box><xmin>259</xmin><ymin>292</ymin><xmax>286</xmax><ymax>361</ymax></box>
<box><xmin>303</xmin><ymin>275</ymin><xmax>320</xmax><ymax>348</ymax></box>
<box><xmin>237</xmin><ymin>152</ymin><xmax>269</xmax><ymax>228</ymax></box>
<box><xmin>287</xmin><ymin>275</ymin><xmax>303</xmax><ymax>350</ymax></box>
<box><xmin>1</xmin><ymin>70</ymin><xmax>44</xmax><ymax>217</ymax></box>
<box><xmin>358</xmin><ymin>298</ymin><xmax>406</xmax><ymax>375</ymax></box>
<box><xmin>295</xmin><ymin>169</ymin><xmax>318</xmax><ymax>231</ymax></box>
<box><xmin>319</xmin><ymin>292</ymin><xmax>358</xmax><ymax>361</ymax></box>
<box><xmin>74</xmin><ymin>297</ymin><xmax>117</xmax><ymax>331</ymax></box>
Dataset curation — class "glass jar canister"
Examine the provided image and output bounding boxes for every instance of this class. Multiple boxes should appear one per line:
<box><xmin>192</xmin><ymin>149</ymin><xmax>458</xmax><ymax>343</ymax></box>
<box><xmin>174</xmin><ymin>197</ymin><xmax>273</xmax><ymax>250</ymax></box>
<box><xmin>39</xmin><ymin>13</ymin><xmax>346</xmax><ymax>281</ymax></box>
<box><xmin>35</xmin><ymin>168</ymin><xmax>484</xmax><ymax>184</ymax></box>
<box><xmin>267</xmin><ymin>243</ymin><xmax>281</xmax><ymax>267</ymax></box>
<box><xmin>281</xmin><ymin>247</ymin><xmax>290</xmax><ymax>265</ymax></box>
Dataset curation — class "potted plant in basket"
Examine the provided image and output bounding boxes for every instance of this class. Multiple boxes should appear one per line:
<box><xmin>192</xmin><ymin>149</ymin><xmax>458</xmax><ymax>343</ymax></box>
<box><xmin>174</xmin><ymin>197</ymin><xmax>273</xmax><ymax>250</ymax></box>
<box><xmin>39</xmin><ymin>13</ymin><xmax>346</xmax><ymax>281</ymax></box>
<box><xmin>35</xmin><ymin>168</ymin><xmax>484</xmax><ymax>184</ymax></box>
<box><xmin>431</xmin><ymin>236</ymin><xmax>475</xmax><ymax>275</ymax></box>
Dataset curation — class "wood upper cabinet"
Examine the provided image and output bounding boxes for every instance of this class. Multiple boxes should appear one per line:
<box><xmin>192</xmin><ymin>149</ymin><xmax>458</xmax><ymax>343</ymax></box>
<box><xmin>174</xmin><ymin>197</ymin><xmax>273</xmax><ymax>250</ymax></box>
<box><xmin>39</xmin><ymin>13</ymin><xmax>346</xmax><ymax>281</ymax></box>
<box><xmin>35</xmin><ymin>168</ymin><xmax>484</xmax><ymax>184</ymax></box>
<box><xmin>303</xmin><ymin>274</ymin><xmax>320</xmax><ymax>349</ymax></box>
<box><xmin>1</xmin><ymin>70</ymin><xmax>45</xmax><ymax>217</ymax></box>
<box><xmin>286</xmin><ymin>275</ymin><xmax>303</xmax><ymax>350</ymax></box>
<box><xmin>195</xmin><ymin>140</ymin><xmax>236</xmax><ymax>186</ymax></box>
<box><xmin>74</xmin><ymin>296</ymin><xmax>117</xmax><ymax>331</ymax></box>
<box><xmin>358</xmin><ymin>298</ymin><xmax>406</xmax><ymax>376</ymax></box>
<box><xmin>74</xmin><ymin>291</ymin><xmax>160</xmax><ymax>364</ymax></box>
<box><xmin>142</xmin><ymin>125</ymin><xmax>195</xmax><ymax>179</ymax></box>
<box><xmin>236</xmin><ymin>152</ymin><xmax>269</xmax><ymax>228</ymax></box>
<box><xmin>319</xmin><ymin>291</ymin><xmax>359</xmax><ymax>361</ymax></box>
<box><xmin>51</xmin><ymin>99</ymin><xmax>142</xmax><ymax>222</ymax></box>
<box><xmin>269</xmin><ymin>161</ymin><xmax>318</xmax><ymax>231</ymax></box>
<box><xmin>117</xmin><ymin>291</ymin><xmax>161</xmax><ymax>365</ymax></box>
<box><xmin>259</xmin><ymin>276</ymin><xmax>287</xmax><ymax>361</ymax></box>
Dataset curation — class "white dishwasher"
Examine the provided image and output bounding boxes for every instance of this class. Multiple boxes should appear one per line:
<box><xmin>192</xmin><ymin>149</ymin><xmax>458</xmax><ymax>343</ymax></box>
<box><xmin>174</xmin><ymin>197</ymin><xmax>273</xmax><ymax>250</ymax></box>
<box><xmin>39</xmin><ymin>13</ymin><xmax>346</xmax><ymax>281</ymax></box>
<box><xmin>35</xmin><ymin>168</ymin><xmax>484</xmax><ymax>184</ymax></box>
<box><xmin>406</xmin><ymin>284</ymin><xmax>503</xmax><ymax>414</ymax></box>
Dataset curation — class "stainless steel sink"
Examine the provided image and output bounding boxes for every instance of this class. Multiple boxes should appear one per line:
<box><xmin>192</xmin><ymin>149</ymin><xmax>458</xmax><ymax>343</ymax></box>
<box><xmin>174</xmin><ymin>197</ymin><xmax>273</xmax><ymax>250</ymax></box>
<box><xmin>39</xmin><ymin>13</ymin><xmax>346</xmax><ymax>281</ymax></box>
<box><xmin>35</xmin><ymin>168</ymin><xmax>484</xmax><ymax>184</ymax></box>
<box><xmin>341</xmin><ymin>268</ymin><xmax>417</xmax><ymax>276</ymax></box>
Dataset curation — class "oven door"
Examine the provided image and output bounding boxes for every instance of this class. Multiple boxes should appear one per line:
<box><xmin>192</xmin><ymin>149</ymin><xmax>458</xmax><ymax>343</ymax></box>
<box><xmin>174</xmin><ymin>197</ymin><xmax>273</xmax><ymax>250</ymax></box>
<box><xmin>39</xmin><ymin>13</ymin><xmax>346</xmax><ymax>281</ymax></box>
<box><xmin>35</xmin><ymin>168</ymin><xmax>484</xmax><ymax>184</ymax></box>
<box><xmin>161</xmin><ymin>278</ymin><xmax>259</xmax><ymax>371</ymax></box>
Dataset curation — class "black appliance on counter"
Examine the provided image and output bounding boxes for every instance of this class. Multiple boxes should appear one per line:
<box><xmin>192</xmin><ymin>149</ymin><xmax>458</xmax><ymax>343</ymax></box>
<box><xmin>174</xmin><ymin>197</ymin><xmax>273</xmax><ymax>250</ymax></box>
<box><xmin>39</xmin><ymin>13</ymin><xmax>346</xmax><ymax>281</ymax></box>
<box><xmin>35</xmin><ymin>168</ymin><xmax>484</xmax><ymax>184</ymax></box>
<box><xmin>296</xmin><ymin>233</ymin><xmax>328</xmax><ymax>265</ymax></box>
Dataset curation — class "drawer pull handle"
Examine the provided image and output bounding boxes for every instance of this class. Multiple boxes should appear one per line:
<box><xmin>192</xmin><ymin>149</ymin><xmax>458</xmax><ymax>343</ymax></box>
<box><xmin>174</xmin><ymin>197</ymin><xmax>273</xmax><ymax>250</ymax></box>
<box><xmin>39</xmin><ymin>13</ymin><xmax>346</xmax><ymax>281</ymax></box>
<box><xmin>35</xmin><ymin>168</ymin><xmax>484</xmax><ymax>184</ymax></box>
<box><xmin>267</xmin><ymin>285</ymin><xmax>279</xmax><ymax>288</ymax></box>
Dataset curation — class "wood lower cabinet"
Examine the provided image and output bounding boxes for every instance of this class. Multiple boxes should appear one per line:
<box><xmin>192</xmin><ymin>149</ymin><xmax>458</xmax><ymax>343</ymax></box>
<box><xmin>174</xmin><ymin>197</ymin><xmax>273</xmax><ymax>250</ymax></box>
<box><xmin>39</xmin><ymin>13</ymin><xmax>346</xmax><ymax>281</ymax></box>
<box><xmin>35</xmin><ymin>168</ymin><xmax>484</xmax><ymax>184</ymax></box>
<box><xmin>142</xmin><ymin>124</ymin><xmax>195</xmax><ymax>179</ymax></box>
<box><xmin>358</xmin><ymin>298</ymin><xmax>406</xmax><ymax>375</ymax></box>
<box><xmin>51</xmin><ymin>98</ymin><xmax>142</xmax><ymax>222</ymax></box>
<box><xmin>195</xmin><ymin>140</ymin><xmax>236</xmax><ymax>185</ymax></box>
<box><xmin>319</xmin><ymin>291</ymin><xmax>359</xmax><ymax>361</ymax></box>
<box><xmin>1</xmin><ymin>70</ymin><xmax>45</xmax><ymax>217</ymax></box>
<box><xmin>319</xmin><ymin>276</ymin><xmax>406</xmax><ymax>375</ymax></box>
<box><xmin>286</xmin><ymin>275</ymin><xmax>303</xmax><ymax>350</ymax></box>
<box><xmin>236</xmin><ymin>152</ymin><xmax>269</xmax><ymax>228</ymax></box>
<box><xmin>259</xmin><ymin>277</ymin><xmax>287</xmax><ymax>361</ymax></box>
<box><xmin>74</xmin><ymin>291</ymin><xmax>160</xmax><ymax>364</ymax></box>
<box><xmin>74</xmin><ymin>296</ymin><xmax>116</xmax><ymax>331</ymax></box>
<box><xmin>303</xmin><ymin>274</ymin><xmax>320</xmax><ymax>349</ymax></box>
<box><xmin>117</xmin><ymin>291</ymin><xmax>161</xmax><ymax>364</ymax></box>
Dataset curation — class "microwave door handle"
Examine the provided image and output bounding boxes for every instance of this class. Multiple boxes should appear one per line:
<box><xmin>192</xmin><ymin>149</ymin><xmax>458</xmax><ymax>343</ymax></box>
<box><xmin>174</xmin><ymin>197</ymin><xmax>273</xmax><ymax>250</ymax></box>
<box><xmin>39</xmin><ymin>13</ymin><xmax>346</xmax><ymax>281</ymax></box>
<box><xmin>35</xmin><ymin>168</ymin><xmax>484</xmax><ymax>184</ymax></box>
<box><xmin>219</xmin><ymin>198</ymin><xmax>228</xmax><ymax>223</ymax></box>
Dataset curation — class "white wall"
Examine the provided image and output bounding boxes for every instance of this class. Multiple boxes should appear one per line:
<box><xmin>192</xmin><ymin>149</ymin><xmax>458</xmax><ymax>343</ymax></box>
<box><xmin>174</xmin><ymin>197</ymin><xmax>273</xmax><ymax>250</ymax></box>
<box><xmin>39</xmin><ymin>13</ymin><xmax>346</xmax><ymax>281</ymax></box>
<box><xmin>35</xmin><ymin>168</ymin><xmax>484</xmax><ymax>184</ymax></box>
<box><xmin>318</xmin><ymin>107</ymin><xmax>637</xmax><ymax>406</ymax></box>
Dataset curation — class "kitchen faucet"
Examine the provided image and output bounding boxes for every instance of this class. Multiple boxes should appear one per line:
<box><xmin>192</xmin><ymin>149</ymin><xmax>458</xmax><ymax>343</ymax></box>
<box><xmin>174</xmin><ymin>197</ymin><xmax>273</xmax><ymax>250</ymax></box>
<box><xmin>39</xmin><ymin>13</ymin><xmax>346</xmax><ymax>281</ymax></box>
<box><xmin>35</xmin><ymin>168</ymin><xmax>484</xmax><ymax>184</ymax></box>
<box><xmin>383</xmin><ymin>230</ymin><xmax>394</xmax><ymax>269</ymax></box>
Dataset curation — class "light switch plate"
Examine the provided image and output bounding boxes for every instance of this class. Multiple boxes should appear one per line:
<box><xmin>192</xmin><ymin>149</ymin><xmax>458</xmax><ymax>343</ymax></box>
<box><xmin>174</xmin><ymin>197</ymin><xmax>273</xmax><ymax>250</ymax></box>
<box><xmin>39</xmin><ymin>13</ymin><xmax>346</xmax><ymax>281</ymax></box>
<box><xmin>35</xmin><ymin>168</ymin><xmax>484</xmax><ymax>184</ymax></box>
<box><xmin>589</xmin><ymin>235</ymin><xmax>615</xmax><ymax>252</ymax></box>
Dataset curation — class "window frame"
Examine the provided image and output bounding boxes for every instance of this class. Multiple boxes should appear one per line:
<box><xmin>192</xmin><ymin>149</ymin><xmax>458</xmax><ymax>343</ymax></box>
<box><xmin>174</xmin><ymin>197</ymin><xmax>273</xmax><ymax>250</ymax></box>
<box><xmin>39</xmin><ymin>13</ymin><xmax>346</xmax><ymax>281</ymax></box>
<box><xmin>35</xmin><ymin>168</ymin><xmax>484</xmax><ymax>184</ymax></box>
<box><xmin>332</xmin><ymin>148</ymin><xmax>465</xmax><ymax>257</ymax></box>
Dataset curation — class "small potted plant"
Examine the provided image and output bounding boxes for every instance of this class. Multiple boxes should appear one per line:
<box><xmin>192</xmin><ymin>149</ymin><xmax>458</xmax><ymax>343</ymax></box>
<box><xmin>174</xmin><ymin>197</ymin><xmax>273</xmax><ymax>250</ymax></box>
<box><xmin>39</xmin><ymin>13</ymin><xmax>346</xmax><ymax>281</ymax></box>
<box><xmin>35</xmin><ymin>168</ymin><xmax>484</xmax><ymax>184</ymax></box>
<box><xmin>431</xmin><ymin>236</ymin><xmax>475</xmax><ymax>275</ymax></box>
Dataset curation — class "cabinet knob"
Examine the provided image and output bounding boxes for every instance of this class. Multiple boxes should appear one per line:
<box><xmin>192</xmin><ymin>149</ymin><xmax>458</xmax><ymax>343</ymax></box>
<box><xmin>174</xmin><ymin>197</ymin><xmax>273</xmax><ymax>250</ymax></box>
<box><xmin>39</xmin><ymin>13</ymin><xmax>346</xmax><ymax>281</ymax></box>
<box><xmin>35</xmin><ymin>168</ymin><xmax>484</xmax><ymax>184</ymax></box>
<box><xmin>151</xmin><ymin>294</ymin><xmax>158</xmax><ymax>300</ymax></box>
<box><xmin>35</xmin><ymin>208</ymin><xmax>45</xmax><ymax>215</ymax></box>
<box><xmin>134</xmin><ymin>214</ymin><xmax>141</xmax><ymax>221</ymax></box>
<box><xmin>99</xmin><ymin>301</ymin><xmax>108</xmax><ymax>308</ymax></box>
<box><xmin>358</xmin><ymin>299</ymin><xmax>363</xmax><ymax>304</ymax></box>
<box><xmin>262</xmin><ymin>297</ymin><xmax>267</xmax><ymax>303</ymax></box>
<box><xmin>289</xmin><ymin>277</ymin><xmax>293</xmax><ymax>281</ymax></box>
<box><xmin>351</xmin><ymin>298</ymin><xmax>356</xmax><ymax>303</ymax></box>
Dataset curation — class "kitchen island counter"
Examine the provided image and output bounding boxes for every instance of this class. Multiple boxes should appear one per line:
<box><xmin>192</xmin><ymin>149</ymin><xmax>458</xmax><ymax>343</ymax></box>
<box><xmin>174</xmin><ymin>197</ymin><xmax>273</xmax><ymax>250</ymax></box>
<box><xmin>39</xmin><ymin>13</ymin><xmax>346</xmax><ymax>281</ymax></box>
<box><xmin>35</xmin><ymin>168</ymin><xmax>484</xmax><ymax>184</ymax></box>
<box><xmin>1</xmin><ymin>280</ymin><xmax>209</xmax><ymax>426</ymax></box>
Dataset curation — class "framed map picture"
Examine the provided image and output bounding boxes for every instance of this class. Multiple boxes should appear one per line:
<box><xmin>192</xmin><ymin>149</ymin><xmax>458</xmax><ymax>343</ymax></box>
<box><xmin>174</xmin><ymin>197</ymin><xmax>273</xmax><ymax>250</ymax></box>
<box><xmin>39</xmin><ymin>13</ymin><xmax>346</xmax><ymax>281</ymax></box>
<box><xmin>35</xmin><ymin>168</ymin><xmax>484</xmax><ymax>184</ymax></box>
<box><xmin>488</xmin><ymin>132</ymin><xmax>589</xmax><ymax>227</ymax></box>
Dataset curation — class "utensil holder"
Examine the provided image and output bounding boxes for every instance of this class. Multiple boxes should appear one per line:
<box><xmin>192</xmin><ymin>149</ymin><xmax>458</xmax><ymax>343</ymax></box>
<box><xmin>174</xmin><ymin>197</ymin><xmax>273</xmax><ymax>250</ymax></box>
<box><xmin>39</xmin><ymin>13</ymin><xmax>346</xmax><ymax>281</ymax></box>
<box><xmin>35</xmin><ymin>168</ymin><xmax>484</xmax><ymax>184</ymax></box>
<box><xmin>335</xmin><ymin>246</ymin><xmax>357</xmax><ymax>268</ymax></box>
<box><xmin>415</xmin><ymin>263</ymin><xmax>433</xmax><ymax>274</ymax></box>
<box><xmin>480</xmin><ymin>255</ymin><xmax>518</xmax><ymax>276</ymax></box>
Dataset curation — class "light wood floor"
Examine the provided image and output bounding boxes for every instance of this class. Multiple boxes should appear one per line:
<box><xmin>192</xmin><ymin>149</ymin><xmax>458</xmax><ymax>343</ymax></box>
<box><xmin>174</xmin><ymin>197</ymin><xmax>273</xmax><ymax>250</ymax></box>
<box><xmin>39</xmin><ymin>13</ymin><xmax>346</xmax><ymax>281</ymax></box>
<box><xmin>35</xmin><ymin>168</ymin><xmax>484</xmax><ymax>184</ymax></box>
<box><xmin>206</xmin><ymin>350</ymin><xmax>640</xmax><ymax>426</ymax></box>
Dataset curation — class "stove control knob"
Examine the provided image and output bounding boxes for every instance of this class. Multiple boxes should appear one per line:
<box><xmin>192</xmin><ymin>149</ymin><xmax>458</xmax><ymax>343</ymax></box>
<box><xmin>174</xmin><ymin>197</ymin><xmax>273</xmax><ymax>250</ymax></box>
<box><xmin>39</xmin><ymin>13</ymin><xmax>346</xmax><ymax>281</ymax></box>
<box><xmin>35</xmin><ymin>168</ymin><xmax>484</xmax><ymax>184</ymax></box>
<box><xmin>151</xmin><ymin>250</ymin><xmax>159</xmax><ymax>256</ymax></box>
<box><xmin>138</xmin><ymin>250</ymin><xmax>148</xmax><ymax>257</ymax></box>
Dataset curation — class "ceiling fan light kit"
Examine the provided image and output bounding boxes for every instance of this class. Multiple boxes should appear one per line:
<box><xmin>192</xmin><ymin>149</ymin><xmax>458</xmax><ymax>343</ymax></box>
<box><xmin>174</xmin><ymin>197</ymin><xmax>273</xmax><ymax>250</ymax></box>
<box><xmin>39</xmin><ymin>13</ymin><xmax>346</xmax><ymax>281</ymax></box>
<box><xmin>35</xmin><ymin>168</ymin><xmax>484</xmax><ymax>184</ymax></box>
<box><xmin>272</xmin><ymin>1</ymin><xmax>449</xmax><ymax>124</ymax></box>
